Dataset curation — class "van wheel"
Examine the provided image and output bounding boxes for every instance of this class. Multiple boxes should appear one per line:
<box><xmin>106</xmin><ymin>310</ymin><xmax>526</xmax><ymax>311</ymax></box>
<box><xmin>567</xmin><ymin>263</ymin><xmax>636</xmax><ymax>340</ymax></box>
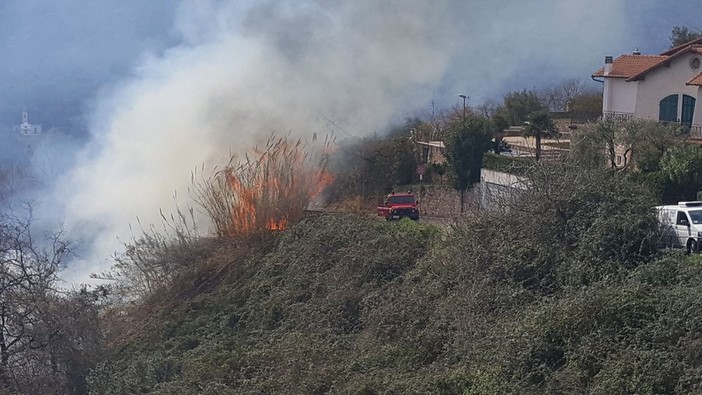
<box><xmin>688</xmin><ymin>239</ymin><xmax>698</xmax><ymax>254</ymax></box>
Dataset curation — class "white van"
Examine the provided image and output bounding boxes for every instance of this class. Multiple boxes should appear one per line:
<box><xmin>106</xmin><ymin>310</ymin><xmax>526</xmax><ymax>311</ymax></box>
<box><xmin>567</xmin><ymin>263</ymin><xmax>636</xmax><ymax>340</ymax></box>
<box><xmin>656</xmin><ymin>201</ymin><xmax>702</xmax><ymax>253</ymax></box>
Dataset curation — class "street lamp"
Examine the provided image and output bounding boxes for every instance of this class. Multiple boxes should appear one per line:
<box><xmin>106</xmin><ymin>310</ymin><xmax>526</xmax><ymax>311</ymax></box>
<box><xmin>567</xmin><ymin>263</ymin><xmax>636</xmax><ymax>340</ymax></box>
<box><xmin>457</xmin><ymin>94</ymin><xmax>468</xmax><ymax>214</ymax></box>
<box><xmin>458</xmin><ymin>94</ymin><xmax>467</xmax><ymax>124</ymax></box>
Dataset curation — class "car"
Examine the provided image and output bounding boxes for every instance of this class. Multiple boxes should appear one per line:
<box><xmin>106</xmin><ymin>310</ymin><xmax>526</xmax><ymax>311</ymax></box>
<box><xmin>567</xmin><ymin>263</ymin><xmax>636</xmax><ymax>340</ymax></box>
<box><xmin>377</xmin><ymin>192</ymin><xmax>419</xmax><ymax>221</ymax></box>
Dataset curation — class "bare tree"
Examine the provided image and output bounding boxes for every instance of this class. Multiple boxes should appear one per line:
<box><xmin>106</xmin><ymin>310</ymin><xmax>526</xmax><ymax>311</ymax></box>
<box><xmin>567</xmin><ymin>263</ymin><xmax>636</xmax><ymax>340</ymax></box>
<box><xmin>537</xmin><ymin>79</ymin><xmax>591</xmax><ymax>112</ymax></box>
<box><xmin>476</xmin><ymin>99</ymin><xmax>499</xmax><ymax>118</ymax></box>
<box><xmin>0</xmin><ymin>203</ymin><xmax>73</xmax><ymax>393</ymax></box>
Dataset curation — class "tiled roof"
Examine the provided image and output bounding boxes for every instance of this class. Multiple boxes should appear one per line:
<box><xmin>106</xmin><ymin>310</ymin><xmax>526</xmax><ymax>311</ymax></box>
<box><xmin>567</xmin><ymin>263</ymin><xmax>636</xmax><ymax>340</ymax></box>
<box><xmin>661</xmin><ymin>37</ymin><xmax>702</xmax><ymax>56</ymax></box>
<box><xmin>593</xmin><ymin>38</ymin><xmax>702</xmax><ymax>81</ymax></box>
<box><xmin>687</xmin><ymin>72</ymin><xmax>702</xmax><ymax>86</ymax></box>
<box><xmin>627</xmin><ymin>45</ymin><xmax>702</xmax><ymax>81</ymax></box>
<box><xmin>592</xmin><ymin>55</ymin><xmax>668</xmax><ymax>78</ymax></box>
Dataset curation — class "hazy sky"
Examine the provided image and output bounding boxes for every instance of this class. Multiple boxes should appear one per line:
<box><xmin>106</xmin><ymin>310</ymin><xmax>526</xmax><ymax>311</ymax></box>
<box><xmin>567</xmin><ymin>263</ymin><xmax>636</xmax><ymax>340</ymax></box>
<box><xmin>0</xmin><ymin>0</ymin><xmax>697</xmax><ymax>131</ymax></box>
<box><xmin>0</xmin><ymin>0</ymin><xmax>698</xmax><ymax>283</ymax></box>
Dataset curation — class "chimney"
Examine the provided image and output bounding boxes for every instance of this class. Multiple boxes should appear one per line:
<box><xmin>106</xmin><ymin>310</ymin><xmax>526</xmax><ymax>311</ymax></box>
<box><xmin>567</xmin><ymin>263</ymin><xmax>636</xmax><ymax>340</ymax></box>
<box><xmin>604</xmin><ymin>56</ymin><xmax>613</xmax><ymax>76</ymax></box>
<box><xmin>632</xmin><ymin>48</ymin><xmax>641</xmax><ymax>55</ymax></box>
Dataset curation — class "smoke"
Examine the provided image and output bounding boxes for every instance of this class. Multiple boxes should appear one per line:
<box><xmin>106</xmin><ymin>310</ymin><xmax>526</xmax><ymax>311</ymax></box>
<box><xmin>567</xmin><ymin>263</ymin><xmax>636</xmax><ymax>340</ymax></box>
<box><xmin>38</xmin><ymin>0</ymin><xmax>675</xmax><ymax>283</ymax></box>
<box><xmin>0</xmin><ymin>1</ymin><xmax>177</xmax><ymax>131</ymax></box>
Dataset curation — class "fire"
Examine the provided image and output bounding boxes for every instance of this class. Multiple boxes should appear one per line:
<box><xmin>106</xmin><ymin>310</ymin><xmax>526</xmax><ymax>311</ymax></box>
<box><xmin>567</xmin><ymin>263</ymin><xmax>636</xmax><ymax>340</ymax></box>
<box><xmin>202</xmin><ymin>135</ymin><xmax>334</xmax><ymax>237</ymax></box>
<box><xmin>267</xmin><ymin>218</ymin><xmax>287</xmax><ymax>231</ymax></box>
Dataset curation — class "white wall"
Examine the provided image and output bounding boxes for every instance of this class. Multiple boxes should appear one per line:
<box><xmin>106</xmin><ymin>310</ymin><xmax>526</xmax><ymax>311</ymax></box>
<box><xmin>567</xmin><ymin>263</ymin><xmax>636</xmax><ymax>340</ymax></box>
<box><xmin>479</xmin><ymin>168</ymin><xmax>528</xmax><ymax>209</ymax></box>
<box><xmin>606</xmin><ymin>78</ymin><xmax>637</xmax><ymax>114</ymax></box>
<box><xmin>693</xmin><ymin>86</ymin><xmax>702</xmax><ymax>126</ymax></box>
<box><xmin>635</xmin><ymin>53</ymin><xmax>702</xmax><ymax>122</ymax></box>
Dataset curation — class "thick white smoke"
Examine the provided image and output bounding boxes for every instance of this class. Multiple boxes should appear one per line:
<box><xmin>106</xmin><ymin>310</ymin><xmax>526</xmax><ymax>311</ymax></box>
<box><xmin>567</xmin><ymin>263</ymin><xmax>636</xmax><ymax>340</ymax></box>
<box><xmin>54</xmin><ymin>0</ymin><xmax>634</xmax><ymax>283</ymax></box>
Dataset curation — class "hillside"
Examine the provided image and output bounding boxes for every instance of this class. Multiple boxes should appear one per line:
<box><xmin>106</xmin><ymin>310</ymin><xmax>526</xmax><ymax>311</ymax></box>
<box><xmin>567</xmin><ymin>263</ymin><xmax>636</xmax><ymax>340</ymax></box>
<box><xmin>89</xmin><ymin>165</ymin><xmax>702</xmax><ymax>394</ymax></box>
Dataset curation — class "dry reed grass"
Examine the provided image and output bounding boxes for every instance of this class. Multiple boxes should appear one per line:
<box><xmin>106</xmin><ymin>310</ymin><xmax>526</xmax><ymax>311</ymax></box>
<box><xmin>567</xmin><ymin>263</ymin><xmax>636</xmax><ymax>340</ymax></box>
<box><xmin>192</xmin><ymin>134</ymin><xmax>334</xmax><ymax>238</ymax></box>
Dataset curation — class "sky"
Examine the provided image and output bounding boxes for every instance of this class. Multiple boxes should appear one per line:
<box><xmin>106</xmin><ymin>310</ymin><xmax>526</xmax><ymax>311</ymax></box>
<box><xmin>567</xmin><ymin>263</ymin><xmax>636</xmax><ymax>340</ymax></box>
<box><xmin>0</xmin><ymin>0</ymin><xmax>699</xmax><ymax>284</ymax></box>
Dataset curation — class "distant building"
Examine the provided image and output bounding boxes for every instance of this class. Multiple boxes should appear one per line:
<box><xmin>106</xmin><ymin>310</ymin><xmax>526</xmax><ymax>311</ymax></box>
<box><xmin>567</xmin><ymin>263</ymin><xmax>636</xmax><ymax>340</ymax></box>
<box><xmin>415</xmin><ymin>140</ymin><xmax>446</xmax><ymax>164</ymax></box>
<box><xmin>13</xmin><ymin>111</ymin><xmax>41</xmax><ymax>135</ymax></box>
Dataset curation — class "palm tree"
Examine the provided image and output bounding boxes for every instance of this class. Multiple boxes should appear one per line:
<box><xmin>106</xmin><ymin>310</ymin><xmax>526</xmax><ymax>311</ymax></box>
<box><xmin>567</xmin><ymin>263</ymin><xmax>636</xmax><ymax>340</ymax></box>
<box><xmin>523</xmin><ymin>110</ymin><xmax>556</xmax><ymax>161</ymax></box>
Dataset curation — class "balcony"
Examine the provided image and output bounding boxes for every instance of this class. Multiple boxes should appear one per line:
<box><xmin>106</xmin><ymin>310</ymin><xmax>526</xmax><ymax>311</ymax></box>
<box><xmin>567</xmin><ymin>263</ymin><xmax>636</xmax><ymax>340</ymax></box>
<box><xmin>602</xmin><ymin>111</ymin><xmax>634</xmax><ymax>121</ymax></box>
<box><xmin>690</xmin><ymin>125</ymin><xmax>702</xmax><ymax>139</ymax></box>
<box><xmin>602</xmin><ymin>112</ymin><xmax>702</xmax><ymax>139</ymax></box>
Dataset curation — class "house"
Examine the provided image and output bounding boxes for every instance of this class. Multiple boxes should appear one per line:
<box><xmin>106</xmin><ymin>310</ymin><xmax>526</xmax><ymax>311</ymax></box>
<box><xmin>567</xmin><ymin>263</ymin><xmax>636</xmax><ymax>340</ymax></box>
<box><xmin>592</xmin><ymin>38</ymin><xmax>702</xmax><ymax>136</ymax></box>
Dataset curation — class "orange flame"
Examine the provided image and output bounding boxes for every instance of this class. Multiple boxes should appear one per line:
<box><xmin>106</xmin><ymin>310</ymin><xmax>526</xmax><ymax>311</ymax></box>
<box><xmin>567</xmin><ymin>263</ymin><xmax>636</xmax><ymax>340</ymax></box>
<box><xmin>220</xmin><ymin>136</ymin><xmax>334</xmax><ymax>237</ymax></box>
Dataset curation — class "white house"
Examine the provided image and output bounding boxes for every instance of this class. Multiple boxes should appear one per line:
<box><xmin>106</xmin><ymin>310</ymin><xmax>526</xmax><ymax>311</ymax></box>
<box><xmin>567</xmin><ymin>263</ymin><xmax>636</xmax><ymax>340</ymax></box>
<box><xmin>593</xmin><ymin>38</ymin><xmax>702</xmax><ymax>136</ymax></box>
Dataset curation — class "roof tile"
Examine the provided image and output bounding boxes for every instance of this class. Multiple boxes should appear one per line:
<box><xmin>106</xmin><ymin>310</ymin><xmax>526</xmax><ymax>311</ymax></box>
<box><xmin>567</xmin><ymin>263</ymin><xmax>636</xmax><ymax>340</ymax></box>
<box><xmin>592</xmin><ymin>55</ymin><xmax>668</xmax><ymax>78</ymax></box>
<box><xmin>661</xmin><ymin>37</ymin><xmax>702</xmax><ymax>56</ymax></box>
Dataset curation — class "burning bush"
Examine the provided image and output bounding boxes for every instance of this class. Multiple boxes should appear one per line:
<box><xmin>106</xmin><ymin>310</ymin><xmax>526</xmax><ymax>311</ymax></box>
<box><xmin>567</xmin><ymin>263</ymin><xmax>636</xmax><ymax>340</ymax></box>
<box><xmin>193</xmin><ymin>135</ymin><xmax>333</xmax><ymax>238</ymax></box>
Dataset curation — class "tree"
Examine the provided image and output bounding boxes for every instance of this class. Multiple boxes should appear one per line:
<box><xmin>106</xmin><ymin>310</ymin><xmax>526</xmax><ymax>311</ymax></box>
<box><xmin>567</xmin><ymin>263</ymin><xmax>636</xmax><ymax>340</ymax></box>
<box><xmin>567</xmin><ymin>91</ymin><xmax>602</xmax><ymax>119</ymax></box>
<box><xmin>570</xmin><ymin>118</ymin><xmax>685</xmax><ymax>171</ymax></box>
<box><xmin>537</xmin><ymin>79</ymin><xmax>587</xmax><ymax>112</ymax></box>
<box><xmin>522</xmin><ymin>110</ymin><xmax>556</xmax><ymax>161</ymax></box>
<box><xmin>329</xmin><ymin>134</ymin><xmax>418</xmax><ymax>202</ymax></box>
<box><xmin>476</xmin><ymin>99</ymin><xmax>499</xmax><ymax>118</ymax></box>
<box><xmin>430</xmin><ymin>162</ymin><xmax>447</xmax><ymax>183</ymax></box>
<box><xmin>501</xmin><ymin>90</ymin><xmax>545</xmax><ymax>126</ymax></box>
<box><xmin>13</xmin><ymin>289</ymin><xmax>105</xmax><ymax>394</ymax></box>
<box><xmin>444</xmin><ymin>115</ymin><xmax>492</xmax><ymax>213</ymax></box>
<box><xmin>0</xmin><ymin>205</ymin><xmax>79</xmax><ymax>393</ymax></box>
<box><xmin>659</xmin><ymin>144</ymin><xmax>702</xmax><ymax>201</ymax></box>
<box><xmin>535</xmin><ymin>78</ymin><xmax>603</xmax><ymax>122</ymax></box>
<box><xmin>670</xmin><ymin>25</ymin><xmax>702</xmax><ymax>47</ymax></box>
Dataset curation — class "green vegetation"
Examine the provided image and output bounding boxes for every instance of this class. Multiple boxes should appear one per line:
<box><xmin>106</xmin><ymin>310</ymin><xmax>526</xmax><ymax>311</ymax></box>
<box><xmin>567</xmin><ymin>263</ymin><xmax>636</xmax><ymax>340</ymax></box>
<box><xmin>89</xmin><ymin>215</ymin><xmax>441</xmax><ymax>394</ymax></box>
<box><xmin>443</xmin><ymin>115</ymin><xmax>492</xmax><ymax>212</ymax></box>
<box><xmin>329</xmin><ymin>134</ymin><xmax>418</xmax><ymax>203</ymax></box>
<box><xmin>10</xmin><ymin>61</ymin><xmax>702</xmax><ymax>393</ymax></box>
<box><xmin>86</xmin><ymin>162</ymin><xmax>702</xmax><ymax>394</ymax></box>
<box><xmin>570</xmin><ymin>118</ymin><xmax>702</xmax><ymax>204</ymax></box>
<box><xmin>523</xmin><ymin>110</ymin><xmax>556</xmax><ymax>161</ymax></box>
<box><xmin>497</xmin><ymin>90</ymin><xmax>545</xmax><ymax>126</ymax></box>
<box><xmin>482</xmin><ymin>153</ymin><xmax>532</xmax><ymax>175</ymax></box>
<box><xmin>671</xmin><ymin>25</ymin><xmax>702</xmax><ymax>47</ymax></box>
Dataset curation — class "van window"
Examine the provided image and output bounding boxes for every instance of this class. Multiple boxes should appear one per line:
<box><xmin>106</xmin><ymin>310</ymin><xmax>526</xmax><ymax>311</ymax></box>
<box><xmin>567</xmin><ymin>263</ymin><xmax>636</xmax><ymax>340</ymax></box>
<box><xmin>677</xmin><ymin>211</ymin><xmax>690</xmax><ymax>225</ymax></box>
<box><xmin>689</xmin><ymin>210</ymin><xmax>702</xmax><ymax>224</ymax></box>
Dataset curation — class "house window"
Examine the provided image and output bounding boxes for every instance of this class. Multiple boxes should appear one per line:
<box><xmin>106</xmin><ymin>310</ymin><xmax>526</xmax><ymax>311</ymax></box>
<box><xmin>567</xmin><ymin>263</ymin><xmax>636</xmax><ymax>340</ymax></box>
<box><xmin>616</xmin><ymin>155</ymin><xmax>622</xmax><ymax>166</ymax></box>
<box><xmin>659</xmin><ymin>94</ymin><xmax>679</xmax><ymax>122</ymax></box>
<box><xmin>682</xmin><ymin>94</ymin><xmax>696</xmax><ymax>127</ymax></box>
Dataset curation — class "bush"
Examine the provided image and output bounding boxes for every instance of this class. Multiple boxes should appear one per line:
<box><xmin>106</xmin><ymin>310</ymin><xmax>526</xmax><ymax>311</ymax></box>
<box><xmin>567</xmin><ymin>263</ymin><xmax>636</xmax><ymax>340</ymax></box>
<box><xmin>90</xmin><ymin>162</ymin><xmax>701</xmax><ymax>394</ymax></box>
<box><xmin>89</xmin><ymin>214</ymin><xmax>441</xmax><ymax>393</ymax></box>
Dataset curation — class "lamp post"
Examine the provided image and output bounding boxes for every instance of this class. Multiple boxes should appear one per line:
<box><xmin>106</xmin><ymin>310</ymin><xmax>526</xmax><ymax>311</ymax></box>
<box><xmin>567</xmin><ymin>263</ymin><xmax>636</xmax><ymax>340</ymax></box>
<box><xmin>458</xmin><ymin>94</ymin><xmax>467</xmax><ymax>124</ymax></box>
<box><xmin>457</xmin><ymin>94</ymin><xmax>468</xmax><ymax>214</ymax></box>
